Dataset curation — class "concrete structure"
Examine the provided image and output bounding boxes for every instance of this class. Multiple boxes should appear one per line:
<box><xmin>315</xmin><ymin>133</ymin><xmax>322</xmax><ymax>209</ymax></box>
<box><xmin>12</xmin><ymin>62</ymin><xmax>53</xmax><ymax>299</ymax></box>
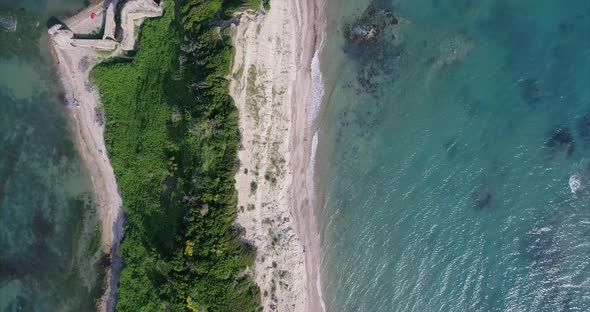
<box><xmin>120</xmin><ymin>0</ymin><xmax>164</xmax><ymax>50</ymax></box>
<box><xmin>102</xmin><ymin>0</ymin><xmax>119</xmax><ymax>41</ymax></box>
<box><xmin>49</xmin><ymin>0</ymin><xmax>163</xmax><ymax>53</ymax></box>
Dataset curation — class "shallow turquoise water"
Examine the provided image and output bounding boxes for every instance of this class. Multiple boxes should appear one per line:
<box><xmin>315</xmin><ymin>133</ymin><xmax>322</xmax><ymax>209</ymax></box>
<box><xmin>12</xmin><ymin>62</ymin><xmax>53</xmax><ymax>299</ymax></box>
<box><xmin>318</xmin><ymin>0</ymin><xmax>590</xmax><ymax>311</ymax></box>
<box><xmin>0</xmin><ymin>1</ymin><xmax>104</xmax><ymax>310</ymax></box>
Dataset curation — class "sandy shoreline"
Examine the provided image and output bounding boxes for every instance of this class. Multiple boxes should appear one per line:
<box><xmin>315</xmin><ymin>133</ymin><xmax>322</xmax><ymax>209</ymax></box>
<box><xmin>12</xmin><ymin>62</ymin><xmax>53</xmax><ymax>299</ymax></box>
<box><xmin>230</xmin><ymin>0</ymin><xmax>325</xmax><ymax>310</ymax></box>
<box><xmin>47</xmin><ymin>2</ymin><xmax>124</xmax><ymax>311</ymax></box>
<box><xmin>47</xmin><ymin>0</ymin><xmax>165</xmax><ymax>310</ymax></box>
<box><xmin>49</xmin><ymin>46</ymin><xmax>123</xmax><ymax>312</ymax></box>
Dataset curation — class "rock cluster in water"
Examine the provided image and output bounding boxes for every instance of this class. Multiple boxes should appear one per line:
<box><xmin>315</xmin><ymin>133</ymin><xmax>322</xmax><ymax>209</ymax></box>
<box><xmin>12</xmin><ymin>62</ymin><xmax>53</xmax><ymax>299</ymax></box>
<box><xmin>343</xmin><ymin>5</ymin><xmax>398</xmax><ymax>47</ymax></box>
<box><xmin>342</xmin><ymin>2</ymin><xmax>402</xmax><ymax>96</ymax></box>
<box><xmin>545</xmin><ymin>126</ymin><xmax>575</xmax><ymax>158</ymax></box>
<box><xmin>0</xmin><ymin>14</ymin><xmax>17</xmax><ymax>32</ymax></box>
<box><xmin>520</xmin><ymin>78</ymin><xmax>543</xmax><ymax>107</ymax></box>
<box><xmin>472</xmin><ymin>184</ymin><xmax>493</xmax><ymax>210</ymax></box>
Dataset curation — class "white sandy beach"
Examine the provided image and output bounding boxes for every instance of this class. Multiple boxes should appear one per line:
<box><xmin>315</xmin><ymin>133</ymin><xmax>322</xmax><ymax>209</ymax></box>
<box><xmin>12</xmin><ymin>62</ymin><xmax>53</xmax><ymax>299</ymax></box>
<box><xmin>230</xmin><ymin>0</ymin><xmax>325</xmax><ymax>310</ymax></box>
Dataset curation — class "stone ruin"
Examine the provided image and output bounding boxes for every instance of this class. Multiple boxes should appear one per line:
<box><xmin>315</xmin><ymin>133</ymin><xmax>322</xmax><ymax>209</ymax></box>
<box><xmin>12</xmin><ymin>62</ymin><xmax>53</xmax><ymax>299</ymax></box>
<box><xmin>48</xmin><ymin>0</ymin><xmax>164</xmax><ymax>52</ymax></box>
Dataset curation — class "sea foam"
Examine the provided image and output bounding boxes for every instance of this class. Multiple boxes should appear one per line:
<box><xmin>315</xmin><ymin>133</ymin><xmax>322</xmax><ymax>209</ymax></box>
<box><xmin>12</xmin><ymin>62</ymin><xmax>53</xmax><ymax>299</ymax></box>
<box><xmin>569</xmin><ymin>175</ymin><xmax>582</xmax><ymax>193</ymax></box>
<box><xmin>308</xmin><ymin>40</ymin><xmax>325</xmax><ymax>128</ymax></box>
<box><xmin>307</xmin><ymin>130</ymin><xmax>319</xmax><ymax>197</ymax></box>
<box><xmin>317</xmin><ymin>264</ymin><xmax>327</xmax><ymax>312</ymax></box>
<box><xmin>306</xmin><ymin>36</ymin><xmax>327</xmax><ymax>312</ymax></box>
<box><xmin>306</xmin><ymin>36</ymin><xmax>325</xmax><ymax>197</ymax></box>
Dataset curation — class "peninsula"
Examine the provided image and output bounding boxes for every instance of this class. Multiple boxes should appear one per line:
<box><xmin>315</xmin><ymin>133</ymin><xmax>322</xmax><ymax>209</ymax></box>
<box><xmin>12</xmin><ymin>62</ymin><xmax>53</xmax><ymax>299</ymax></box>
<box><xmin>48</xmin><ymin>0</ymin><xmax>324</xmax><ymax>311</ymax></box>
<box><xmin>48</xmin><ymin>0</ymin><xmax>164</xmax><ymax>310</ymax></box>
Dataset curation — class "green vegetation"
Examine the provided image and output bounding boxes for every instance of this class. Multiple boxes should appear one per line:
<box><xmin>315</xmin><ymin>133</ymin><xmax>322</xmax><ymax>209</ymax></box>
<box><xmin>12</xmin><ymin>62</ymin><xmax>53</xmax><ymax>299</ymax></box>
<box><xmin>242</xmin><ymin>0</ymin><xmax>270</xmax><ymax>11</ymax></box>
<box><xmin>246</xmin><ymin>65</ymin><xmax>262</xmax><ymax>124</ymax></box>
<box><xmin>250</xmin><ymin>181</ymin><xmax>257</xmax><ymax>194</ymax></box>
<box><xmin>90</xmin><ymin>1</ymin><xmax>262</xmax><ymax>311</ymax></box>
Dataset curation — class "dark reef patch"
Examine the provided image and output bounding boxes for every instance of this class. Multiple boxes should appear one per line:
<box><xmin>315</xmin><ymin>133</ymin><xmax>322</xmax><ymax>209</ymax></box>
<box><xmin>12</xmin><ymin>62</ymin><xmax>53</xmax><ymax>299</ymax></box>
<box><xmin>0</xmin><ymin>242</ymin><xmax>57</xmax><ymax>279</ymax></box>
<box><xmin>0</xmin><ymin>129</ymin><xmax>25</xmax><ymax>209</ymax></box>
<box><xmin>520</xmin><ymin>78</ymin><xmax>543</xmax><ymax>107</ymax></box>
<box><xmin>343</xmin><ymin>4</ymin><xmax>398</xmax><ymax>48</ymax></box>
<box><xmin>545</xmin><ymin>126</ymin><xmax>575</xmax><ymax>158</ymax></box>
<box><xmin>32</xmin><ymin>209</ymin><xmax>53</xmax><ymax>238</ymax></box>
<box><xmin>472</xmin><ymin>185</ymin><xmax>493</xmax><ymax>210</ymax></box>
<box><xmin>342</xmin><ymin>2</ymin><xmax>403</xmax><ymax>96</ymax></box>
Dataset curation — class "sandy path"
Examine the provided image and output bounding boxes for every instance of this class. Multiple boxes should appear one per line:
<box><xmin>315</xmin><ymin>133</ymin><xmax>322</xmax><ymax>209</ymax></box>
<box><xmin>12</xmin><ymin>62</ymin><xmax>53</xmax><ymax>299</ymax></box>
<box><xmin>49</xmin><ymin>44</ymin><xmax>123</xmax><ymax>312</ymax></box>
<box><xmin>49</xmin><ymin>2</ymin><xmax>124</xmax><ymax>311</ymax></box>
<box><xmin>230</xmin><ymin>0</ymin><xmax>325</xmax><ymax>310</ymax></box>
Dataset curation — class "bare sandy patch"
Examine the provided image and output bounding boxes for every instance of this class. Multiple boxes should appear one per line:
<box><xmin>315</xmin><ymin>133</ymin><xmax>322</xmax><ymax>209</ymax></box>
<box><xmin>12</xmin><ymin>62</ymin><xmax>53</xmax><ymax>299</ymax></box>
<box><xmin>230</xmin><ymin>0</ymin><xmax>325</xmax><ymax>310</ymax></box>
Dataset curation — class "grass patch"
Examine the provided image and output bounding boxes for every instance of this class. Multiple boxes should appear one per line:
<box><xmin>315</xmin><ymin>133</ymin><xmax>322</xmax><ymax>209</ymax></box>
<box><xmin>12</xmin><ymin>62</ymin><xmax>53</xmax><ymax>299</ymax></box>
<box><xmin>250</xmin><ymin>180</ymin><xmax>258</xmax><ymax>194</ymax></box>
<box><xmin>246</xmin><ymin>65</ymin><xmax>262</xmax><ymax>124</ymax></box>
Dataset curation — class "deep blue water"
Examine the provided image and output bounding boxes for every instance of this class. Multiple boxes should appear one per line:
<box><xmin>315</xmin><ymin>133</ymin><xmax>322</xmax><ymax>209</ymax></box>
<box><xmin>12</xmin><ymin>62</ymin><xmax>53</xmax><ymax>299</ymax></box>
<box><xmin>318</xmin><ymin>0</ymin><xmax>590</xmax><ymax>311</ymax></box>
<box><xmin>0</xmin><ymin>0</ymin><xmax>104</xmax><ymax>310</ymax></box>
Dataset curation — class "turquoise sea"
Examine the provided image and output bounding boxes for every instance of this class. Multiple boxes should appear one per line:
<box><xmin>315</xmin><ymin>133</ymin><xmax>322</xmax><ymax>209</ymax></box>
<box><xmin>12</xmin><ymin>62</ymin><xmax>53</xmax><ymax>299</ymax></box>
<box><xmin>0</xmin><ymin>0</ymin><xmax>105</xmax><ymax>310</ymax></box>
<box><xmin>317</xmin><ymin>0</ymin><xmax>590</xmax><ymax>311</ymax></box>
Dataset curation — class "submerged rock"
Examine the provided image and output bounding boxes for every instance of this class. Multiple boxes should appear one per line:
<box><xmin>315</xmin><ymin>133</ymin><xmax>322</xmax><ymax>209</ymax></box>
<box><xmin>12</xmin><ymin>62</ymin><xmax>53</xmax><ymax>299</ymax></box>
<box><xmin>520</xmin><ymin>78</ymin><xmax>543</xmax><ymax>107</ymax></box>
<box><xmin>342</xmin><ymin>2</ymin><xmax>403</xmax><ymax>97</ymax></box>
<box><xmin>0</xmin><ymin>14</ymin><xmax>17</xmax><ymax>32</ymax></box>
<box><xmin>32</xmin><ymin>209</ymin><xmax>53</xmax><ymax>238</ymax></box>
<box><xmin>545</xmin><ymin>126</ymin><xmax>575</xmax><ymax>158</ymax></box>
<box><xmin>343</xmin><ymin>4</ymin><xmax>398</xmax><ymax>47</ymax></box>
<box><xmin>472</xmin><ymin>185</ymin><xmax>493</xmax><ymax>210</ymax></box>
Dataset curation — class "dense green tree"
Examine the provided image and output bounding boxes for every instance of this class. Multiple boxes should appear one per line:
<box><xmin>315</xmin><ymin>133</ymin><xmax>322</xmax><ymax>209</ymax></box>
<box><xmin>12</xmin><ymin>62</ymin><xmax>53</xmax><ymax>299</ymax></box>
<box><xmin>91</xmin><ymin>1</ymin><xmax>262</xmax><ymax>311</ymax></box>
